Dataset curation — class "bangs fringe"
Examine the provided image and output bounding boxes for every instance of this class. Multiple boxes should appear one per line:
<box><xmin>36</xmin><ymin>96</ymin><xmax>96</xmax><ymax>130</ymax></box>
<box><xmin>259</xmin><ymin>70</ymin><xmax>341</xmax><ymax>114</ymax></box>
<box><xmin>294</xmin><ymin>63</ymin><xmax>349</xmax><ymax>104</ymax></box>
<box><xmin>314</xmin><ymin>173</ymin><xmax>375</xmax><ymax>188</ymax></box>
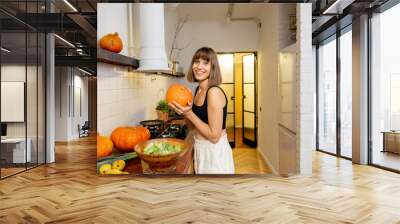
<box><xmin>193</xmin><ymin>48</ymin><xmax>212</xmax><ymax>62</ymax></box>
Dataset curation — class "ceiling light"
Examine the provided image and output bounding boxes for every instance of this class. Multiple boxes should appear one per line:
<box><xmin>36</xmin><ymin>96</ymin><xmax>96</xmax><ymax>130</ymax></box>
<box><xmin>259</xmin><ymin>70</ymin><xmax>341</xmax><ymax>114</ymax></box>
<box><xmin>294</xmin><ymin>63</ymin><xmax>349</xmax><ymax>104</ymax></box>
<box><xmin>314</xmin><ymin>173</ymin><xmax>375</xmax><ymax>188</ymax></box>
<box><xmin>322</xmin><ymin>0</ymin><xmax>355</xmax><ymax>15</ymax></box>
<box><xmin>76</xmin><ymin>48</ymin><xmax>86</xmax><ymax>55</ymax></box>
<box><xmin>63</xmin><ymin>0</ymin><xmax>78</xmax><ymax>12</ymax></box>
<box><xmin>1</xmin><ymin>47</ymin><xmax>11</xmax><ymax>53</ymax></box>
<box><xmin>54</xmin><ymin>34</ymin><xmax>75</xmax><ymax>48</ymax></box>
<box><xmin>77</xmin><ymin>67</ymin><xmax>93</xmax><ymax>76</ymax></box>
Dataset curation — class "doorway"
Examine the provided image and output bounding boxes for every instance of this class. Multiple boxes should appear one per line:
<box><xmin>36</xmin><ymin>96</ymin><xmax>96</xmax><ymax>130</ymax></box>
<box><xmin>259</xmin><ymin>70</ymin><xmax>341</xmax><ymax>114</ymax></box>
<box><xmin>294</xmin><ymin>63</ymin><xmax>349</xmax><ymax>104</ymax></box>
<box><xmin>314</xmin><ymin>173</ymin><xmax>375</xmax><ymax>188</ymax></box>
<box><xmin>217</xmin><ymin>52</ymin><xmax>257</xmax><ymax>148</ymax></box>
<box><xmin>54</xmin><ymin>67</ymin><xmax>91</xmax><ymax>142</ymax></box>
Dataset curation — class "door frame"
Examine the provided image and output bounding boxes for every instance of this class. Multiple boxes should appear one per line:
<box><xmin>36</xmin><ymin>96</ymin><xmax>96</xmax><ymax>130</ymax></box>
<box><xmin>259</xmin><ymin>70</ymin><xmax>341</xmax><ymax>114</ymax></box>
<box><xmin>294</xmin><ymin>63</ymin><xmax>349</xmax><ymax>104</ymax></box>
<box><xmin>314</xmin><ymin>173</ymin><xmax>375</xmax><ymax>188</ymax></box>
<box><xmin>217</xmin><ymin>52</ymin><xmax>236</xmax><ymax>148</ymax></box>
<box><xmin>241</xmin><ymin>52</ymin><xmax>258</xmax><ymax>147</ymax></box>
<box><xmin>217</xmin><ymin>51</ymin><xmax>258</xmax><ymax>148</ymax></box>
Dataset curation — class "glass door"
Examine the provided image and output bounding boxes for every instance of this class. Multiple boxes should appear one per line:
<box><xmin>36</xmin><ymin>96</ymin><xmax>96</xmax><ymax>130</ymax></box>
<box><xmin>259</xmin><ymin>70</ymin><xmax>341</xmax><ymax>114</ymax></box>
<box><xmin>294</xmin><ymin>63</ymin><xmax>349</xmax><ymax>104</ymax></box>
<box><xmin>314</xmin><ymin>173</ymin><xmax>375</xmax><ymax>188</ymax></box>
<box><xmin>0</xmin><ymin>1</ymin><xmax>47</xmax><ymax>179</ymax></box>
<box><xmin>242</xmin><ymin>54</ymin><xmax>257</xmax><ymax>147</ymax></box>
<box><xmin>217</xmin><ymin>54</ymin><xmax>235</xmax><ymax>148</ymax></box>
<box><xmin>1</xmin><ymin>31</ymin><xmax>28</xmax><ymax>178</ymax></box>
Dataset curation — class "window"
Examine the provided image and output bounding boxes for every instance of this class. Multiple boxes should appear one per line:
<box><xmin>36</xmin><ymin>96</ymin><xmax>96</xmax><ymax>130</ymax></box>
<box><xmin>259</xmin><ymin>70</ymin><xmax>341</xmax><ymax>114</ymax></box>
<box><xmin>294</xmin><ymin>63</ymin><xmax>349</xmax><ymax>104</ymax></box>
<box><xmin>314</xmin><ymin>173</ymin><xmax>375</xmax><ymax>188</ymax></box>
<box><xmin>318</xmin><ymin>37</ymin><xmax>337</xmax><ymax>155</ymax></box>
<box><xmin>340</xmin><ymin>29</ymin><xmax>352</xmax><ymax>158</ymax></box>
<box><xmin>317</xmin><ymin>27</ymin><xmax>353</xmax><ymax>159</ymax></box>
<box><xmin>370</xmin><ymin>3</ymin><xmax>400</xmax><ymax>171</ymax></box>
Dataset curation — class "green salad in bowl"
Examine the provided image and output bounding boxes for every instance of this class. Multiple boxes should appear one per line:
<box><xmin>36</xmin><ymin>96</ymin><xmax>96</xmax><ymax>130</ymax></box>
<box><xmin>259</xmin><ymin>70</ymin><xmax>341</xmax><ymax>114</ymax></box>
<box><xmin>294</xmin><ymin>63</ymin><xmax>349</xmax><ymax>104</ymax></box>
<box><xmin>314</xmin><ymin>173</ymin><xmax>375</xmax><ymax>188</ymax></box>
<box><xmin>144</xmin><ymin>142</ymin><xmax>182</xmax><ymax>155</ymax></box>
<box><xmin>134</xmin><ymin>138</ymin><xmax>189</xmax><ymax>172</ymax></box>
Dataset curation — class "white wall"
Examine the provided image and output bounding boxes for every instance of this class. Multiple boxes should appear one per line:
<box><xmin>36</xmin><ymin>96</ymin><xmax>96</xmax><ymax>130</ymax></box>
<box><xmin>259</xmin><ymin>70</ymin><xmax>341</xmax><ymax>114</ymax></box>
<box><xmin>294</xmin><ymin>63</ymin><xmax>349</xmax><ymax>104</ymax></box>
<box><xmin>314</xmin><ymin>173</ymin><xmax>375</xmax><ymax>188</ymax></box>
<box><xmin>97</xmin><ymin>64</ymin><xmax>177</xmax><ymax>136</ymax></box>
<box><xmin>54</xmin><ymin>67</ymin><xmax>89</xmax><ymax>141</ymax></box>
<box><xmin>165</xmin><ymin>4</ymin><xmax>179</xmax><ymax>63</ymax></box>
<box><xmin>1</xmin><ymin>65</ymin><xmax>26</xmax><ymax>137</ymax></box>
<box><xmin>97</xmin><ymin>3</ymin><xmax>179</xmax><ymax>136</ymax></box>
<box><xmin>176</xmin><ymin>20</ymin><xmax>259</xmax><ymax>91</ymax></box>
<box><xmin>1</xmin><ymin>65</ymin><xmax>34</xmax><ymax>138</ymax></box>
<box><xmin>97</xmin><ymin>3</ymin><xmax>129</xmax><ymax>57</ymax></box>
<box><xmin>256</xmin><ymin>3</ymin><xmax>313</xmax><ymax>175</ymax></box>
<box><xmin>257</xmin><ymin>4</ymin><xmax>297</xmax><ymax>174</ymax></box>
<box><xmin>55</xmin><ymin>67</ymin><xmax>69</xmax><ymax>141</ymax></box>
<box><xmin>97</xmin><ymin>3</ymin><xmax>178</xmax><ymax>60</ymax></box>
<box><xmin>71</xmin><ymin>73</ymin><xmax>89</xmax><ymax>139</ymax></box>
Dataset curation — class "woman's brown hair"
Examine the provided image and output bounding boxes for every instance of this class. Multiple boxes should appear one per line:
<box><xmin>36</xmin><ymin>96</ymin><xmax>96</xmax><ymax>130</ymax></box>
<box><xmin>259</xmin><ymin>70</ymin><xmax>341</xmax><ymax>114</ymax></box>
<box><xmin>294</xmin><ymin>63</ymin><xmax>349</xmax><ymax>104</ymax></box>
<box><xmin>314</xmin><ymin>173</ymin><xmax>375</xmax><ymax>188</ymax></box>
<box><xmin>187</xmin><ymin>47</ymin><xmax>222</xmax><ymax>86</ymax></box>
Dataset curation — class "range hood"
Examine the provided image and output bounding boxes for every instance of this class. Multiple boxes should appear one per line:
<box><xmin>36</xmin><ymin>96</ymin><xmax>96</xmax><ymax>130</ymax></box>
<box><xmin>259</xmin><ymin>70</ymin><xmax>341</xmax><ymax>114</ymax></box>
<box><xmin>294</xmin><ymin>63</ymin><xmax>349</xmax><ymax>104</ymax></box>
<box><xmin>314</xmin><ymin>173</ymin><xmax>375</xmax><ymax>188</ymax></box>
<box><xmin>136</xmin><ymin>4</ymin><xmax>171</xmax><ymax>73</ymax></box>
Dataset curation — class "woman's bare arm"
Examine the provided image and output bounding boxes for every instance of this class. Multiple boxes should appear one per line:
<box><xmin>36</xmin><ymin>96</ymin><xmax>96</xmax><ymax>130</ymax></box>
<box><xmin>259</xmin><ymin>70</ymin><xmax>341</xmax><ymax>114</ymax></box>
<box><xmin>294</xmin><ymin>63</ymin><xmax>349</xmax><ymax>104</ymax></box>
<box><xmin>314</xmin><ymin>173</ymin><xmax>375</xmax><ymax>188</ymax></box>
<box><xmin>184</xmin><ymin>116</ymin><xmax>194</xmax><ymax>130</ymax></box>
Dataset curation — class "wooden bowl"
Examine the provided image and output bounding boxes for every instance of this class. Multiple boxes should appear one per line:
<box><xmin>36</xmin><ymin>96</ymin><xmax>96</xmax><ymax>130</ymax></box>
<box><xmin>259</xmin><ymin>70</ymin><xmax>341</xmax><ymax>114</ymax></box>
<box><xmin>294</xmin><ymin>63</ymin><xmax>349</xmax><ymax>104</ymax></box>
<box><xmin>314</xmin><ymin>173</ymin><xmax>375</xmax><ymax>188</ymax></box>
<box><xmin>134</xmin><ymin>138</ymin><xmax>189</xmax><ymax>172</ymax></box>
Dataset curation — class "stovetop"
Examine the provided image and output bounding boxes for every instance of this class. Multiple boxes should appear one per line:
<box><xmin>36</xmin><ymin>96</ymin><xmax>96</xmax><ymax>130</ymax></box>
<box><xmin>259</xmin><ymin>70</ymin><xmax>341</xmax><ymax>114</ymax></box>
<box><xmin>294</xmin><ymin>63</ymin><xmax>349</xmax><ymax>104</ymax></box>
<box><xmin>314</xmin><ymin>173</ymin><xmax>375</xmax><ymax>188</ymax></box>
<box><xmin>139</xmin><ymin>119</ymin><xmax>188</xmax><ymax>140</ymax></box>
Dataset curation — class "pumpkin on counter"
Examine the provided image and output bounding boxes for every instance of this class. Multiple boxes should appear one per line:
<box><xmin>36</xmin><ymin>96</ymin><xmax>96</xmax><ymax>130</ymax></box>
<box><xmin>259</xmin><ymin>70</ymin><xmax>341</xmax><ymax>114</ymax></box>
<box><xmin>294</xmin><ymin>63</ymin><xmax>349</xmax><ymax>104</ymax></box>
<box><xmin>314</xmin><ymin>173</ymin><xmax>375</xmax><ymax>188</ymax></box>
<box><xmin>110</xmin><ymin>126</ymin><xmax>150</xmax><ymax>152</ymax></box>
<box><xmin>166</xmin><ymin>83</ymin><xmax>193</xmax><ymax>107</ymax></box>
<box><xmin>99</xmin><ymin>32</ymin><xmax>123</xmax><ymax>53</ymax></box>
<box><xmin>130</xmin><ymin>126</ymin><xmax>151</xmax><ymax>141</ymax></box>
<box><xmin>97</xmin><ymin>135</ymin><xmax>113</xmax><ymax>158</ymax></box>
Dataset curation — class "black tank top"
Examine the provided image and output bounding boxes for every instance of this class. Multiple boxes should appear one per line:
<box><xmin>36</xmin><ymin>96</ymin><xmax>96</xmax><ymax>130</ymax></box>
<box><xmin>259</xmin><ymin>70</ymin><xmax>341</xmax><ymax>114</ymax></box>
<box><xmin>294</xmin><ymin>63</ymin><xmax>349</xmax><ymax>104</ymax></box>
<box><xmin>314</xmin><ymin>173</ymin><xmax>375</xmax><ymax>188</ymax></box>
<box><xmin>192</xmin><ymin>86</ymin><xmax>228</xmax><ymax>129</ymax></box>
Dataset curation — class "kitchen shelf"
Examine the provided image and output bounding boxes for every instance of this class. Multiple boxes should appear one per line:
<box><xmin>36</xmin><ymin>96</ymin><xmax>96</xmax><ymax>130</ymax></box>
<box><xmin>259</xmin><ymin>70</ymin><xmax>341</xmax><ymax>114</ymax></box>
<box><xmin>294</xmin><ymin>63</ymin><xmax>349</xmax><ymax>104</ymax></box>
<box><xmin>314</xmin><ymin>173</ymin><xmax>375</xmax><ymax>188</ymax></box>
<box><xmin>155</xmin><ymin>71</ymin><xmax>186</xmax><ymax>78</ymax></box>
<box><xmin>97</xmin><ymin>48</ymin><xmax>139</xmax><ymax>69</ymax></box>
<box><xmin>97</xmin><ymin>48</ymin><xmax>185</xmax><ymax>77</ymax></box>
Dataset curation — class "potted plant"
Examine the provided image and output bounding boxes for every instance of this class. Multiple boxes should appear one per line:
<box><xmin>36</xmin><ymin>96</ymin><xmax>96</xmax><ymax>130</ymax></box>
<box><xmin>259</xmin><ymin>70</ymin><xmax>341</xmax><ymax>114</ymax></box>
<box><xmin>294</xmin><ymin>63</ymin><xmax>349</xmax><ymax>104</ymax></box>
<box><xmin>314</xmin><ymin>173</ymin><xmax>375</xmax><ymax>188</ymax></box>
<box><xmin>156</xmin><ymin>100</ymin><xmax>169</xmax><ymax>121</ymax></box>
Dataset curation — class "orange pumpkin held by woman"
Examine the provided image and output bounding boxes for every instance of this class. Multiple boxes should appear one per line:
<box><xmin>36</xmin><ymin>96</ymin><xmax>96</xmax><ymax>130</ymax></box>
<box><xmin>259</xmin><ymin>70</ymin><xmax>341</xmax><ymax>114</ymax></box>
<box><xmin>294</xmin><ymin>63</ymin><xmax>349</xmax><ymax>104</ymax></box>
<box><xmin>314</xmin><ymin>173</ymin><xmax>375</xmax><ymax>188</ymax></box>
<box><xmin>97</xmin><ymin>135</ymin><xmax>113</xmax><ymax>158</ymax></box>
<box><xmin>111</xmin><ymin>126</ymin><xmax>150</xmax><ymax>152</ymax></box>
<box><xmin>99</xmin><ymin>32</ymin><xmax>123</xmax><ymax>53</ymax></box>
<box><xmin>166</xmin><ymin>83</ymin><xmax>193</xmax><ymax>107</ymax></box>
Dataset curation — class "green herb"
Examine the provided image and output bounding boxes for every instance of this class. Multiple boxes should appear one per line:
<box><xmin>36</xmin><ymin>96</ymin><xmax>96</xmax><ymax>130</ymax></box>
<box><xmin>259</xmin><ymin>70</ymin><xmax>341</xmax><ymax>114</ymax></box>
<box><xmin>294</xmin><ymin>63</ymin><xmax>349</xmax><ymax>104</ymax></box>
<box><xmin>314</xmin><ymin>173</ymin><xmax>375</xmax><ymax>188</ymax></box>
<box><xmin>156</xmin><ymin>100</ymin><xmax>169</xmax><ymax>113</ymax></box>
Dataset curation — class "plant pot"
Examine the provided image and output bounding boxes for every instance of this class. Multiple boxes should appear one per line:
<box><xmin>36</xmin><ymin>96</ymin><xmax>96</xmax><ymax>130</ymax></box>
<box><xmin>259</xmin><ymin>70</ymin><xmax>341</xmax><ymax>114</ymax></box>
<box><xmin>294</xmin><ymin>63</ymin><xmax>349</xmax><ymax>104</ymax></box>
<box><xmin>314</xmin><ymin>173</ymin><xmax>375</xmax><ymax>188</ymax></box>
<box><xmin>156</xmin><ymin>110</ymin><xmax>169</xmax><ymax>122</ymax></box>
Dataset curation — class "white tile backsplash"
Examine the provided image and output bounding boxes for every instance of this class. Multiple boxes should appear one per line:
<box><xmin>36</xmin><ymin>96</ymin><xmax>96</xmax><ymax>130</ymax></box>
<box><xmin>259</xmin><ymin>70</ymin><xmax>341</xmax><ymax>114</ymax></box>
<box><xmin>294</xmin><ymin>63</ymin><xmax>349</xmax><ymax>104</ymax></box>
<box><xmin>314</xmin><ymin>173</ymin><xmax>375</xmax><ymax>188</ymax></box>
<box><xmin>97</xmin><ymin>62</ymin><xmax>179</xmax><ymax>136</ymax></box>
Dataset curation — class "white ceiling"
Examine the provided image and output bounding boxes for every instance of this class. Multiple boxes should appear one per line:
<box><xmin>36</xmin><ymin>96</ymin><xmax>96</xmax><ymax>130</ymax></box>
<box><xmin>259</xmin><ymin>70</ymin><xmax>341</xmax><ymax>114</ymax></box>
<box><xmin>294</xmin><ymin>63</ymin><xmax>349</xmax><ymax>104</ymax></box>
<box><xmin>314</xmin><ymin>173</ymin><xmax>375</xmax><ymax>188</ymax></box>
<box><xmin>170</xmin><ymin>3</ymin><xmax>265</xmax><ymax>21</ymax></box>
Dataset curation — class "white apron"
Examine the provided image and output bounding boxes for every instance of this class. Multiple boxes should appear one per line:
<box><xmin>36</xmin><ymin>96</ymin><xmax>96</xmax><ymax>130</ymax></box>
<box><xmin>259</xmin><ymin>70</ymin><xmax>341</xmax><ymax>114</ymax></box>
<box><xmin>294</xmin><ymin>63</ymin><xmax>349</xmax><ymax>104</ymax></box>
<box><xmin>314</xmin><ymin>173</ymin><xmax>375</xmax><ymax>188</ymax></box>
<box><xmin>194</xmin><ymin>133</ymin><xmax>235</xmax><ymax>174</ymax></box>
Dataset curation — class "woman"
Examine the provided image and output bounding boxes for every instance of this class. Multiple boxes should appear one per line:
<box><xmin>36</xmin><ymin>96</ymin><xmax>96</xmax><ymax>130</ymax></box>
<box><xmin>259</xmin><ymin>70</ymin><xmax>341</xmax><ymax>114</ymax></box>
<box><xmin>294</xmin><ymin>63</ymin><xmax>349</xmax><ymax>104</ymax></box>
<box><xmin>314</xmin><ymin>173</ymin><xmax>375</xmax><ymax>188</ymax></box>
<box><xmin>168</xmin><ymin>47</ymin><xmax>235</xmax><ymax>174</ymax></box>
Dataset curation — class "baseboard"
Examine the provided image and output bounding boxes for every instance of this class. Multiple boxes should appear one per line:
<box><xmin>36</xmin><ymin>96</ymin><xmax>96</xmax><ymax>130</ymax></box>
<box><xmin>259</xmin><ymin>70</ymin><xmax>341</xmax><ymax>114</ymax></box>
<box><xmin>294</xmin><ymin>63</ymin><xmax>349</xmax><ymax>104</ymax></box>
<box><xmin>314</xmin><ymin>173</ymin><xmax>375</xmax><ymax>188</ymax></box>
<box><xmin>257</xmin><ymin>147</ymin><xmax>278</xmax><ymax>175</ymax></box>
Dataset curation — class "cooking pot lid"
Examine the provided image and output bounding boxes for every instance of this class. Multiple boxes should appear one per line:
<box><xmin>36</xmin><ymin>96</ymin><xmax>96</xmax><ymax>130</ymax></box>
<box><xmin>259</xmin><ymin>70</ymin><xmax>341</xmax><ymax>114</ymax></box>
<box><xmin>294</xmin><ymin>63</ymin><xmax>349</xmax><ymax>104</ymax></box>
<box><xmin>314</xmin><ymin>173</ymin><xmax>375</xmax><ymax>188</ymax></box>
<box><xmin>140</xmin><ymin>119</ymin><xmax>164</xmax><ymax>126</ymax></box>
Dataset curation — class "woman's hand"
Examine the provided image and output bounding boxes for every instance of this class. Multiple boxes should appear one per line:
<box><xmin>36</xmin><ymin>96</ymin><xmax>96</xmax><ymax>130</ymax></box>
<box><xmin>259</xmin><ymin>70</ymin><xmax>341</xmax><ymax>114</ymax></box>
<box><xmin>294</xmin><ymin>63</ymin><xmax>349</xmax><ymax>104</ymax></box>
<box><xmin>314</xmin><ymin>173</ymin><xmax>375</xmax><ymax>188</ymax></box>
<box><xmin>168</xmin><ymin>100</ymin><xmax>192</xmax><ymax>116</ymax></box>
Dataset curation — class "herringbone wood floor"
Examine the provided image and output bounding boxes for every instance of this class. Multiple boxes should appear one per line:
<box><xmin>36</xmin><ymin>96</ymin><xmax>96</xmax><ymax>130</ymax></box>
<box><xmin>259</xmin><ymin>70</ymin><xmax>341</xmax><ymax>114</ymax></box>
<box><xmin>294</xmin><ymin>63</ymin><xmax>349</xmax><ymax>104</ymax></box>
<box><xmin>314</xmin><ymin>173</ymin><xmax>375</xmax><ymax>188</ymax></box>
<box><xmin>1</xmin><ymin>137</ymin><xmax>400</xmax><ymax>223</ymax></box>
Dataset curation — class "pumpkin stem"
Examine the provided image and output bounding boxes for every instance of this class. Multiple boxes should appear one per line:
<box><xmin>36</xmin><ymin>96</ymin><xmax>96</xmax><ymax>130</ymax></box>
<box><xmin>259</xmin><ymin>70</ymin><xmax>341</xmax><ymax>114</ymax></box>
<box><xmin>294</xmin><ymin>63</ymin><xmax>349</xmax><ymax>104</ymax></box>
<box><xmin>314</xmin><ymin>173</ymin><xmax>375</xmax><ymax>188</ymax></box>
<box><xmin>114</xmin><ymin>32</ymin><xmax>119</xmax><ymax>36</ymax></box>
